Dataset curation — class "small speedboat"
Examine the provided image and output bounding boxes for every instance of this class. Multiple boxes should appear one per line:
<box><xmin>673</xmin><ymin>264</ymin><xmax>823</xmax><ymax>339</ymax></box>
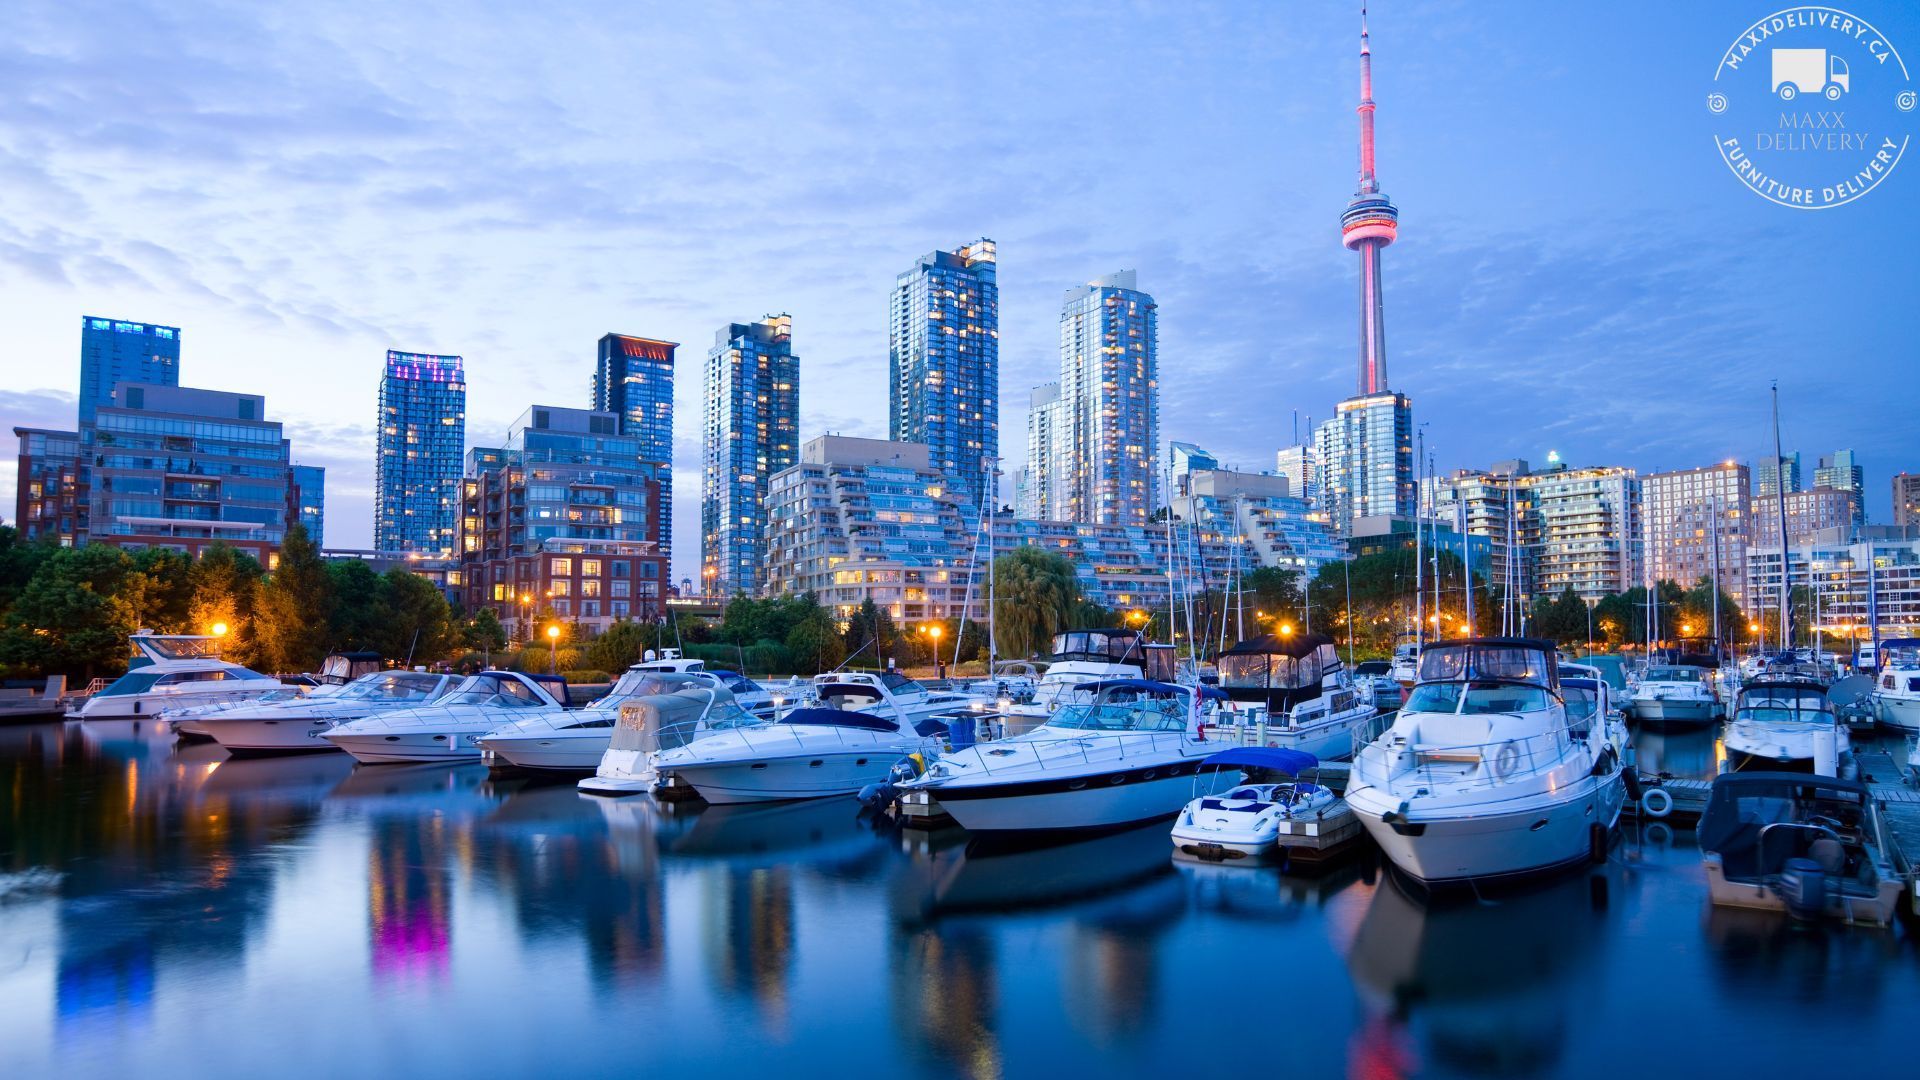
<box><xmin>1625</xmin><ymin>663</ymin><xmax>1718</xmax><ymax>727</ymax></box>
<box><xmin>1723</xmin><ymin>680</ymin><xmax>1853</xmax><ymax>777</ymax></box>
<box><xmin>1170</xmin><ymin>747</ymin><xmax>1360</xmax><ymax>862</ymax></box>
<box><xmin>651</xmin><ymin>690</ymin><xmax>939</xmax><ymax>804</ymax></box>
<box><xmin>578</xmin><ymin>683</ymin><xmax>761</xmax><ymax>796</ymax></box>
<box><xmin>1699</xmin><ymin>771</ymin><xmax>1902</xmax><ymax>926</ymax></box>
<box><xmin>480</xmin><ymin>669</ymin><xmax>734</xmax><ymax>773</ymax></box>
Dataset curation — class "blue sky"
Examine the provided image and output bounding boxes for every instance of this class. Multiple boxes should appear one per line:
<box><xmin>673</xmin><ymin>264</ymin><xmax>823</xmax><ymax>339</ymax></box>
<box><xmin>1</xmin><ymin>0</ymin><xmax>1915</xmax><ymax>580</ymax></box>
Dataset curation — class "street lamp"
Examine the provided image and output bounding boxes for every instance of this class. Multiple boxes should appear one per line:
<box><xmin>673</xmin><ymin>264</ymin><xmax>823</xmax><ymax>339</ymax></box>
<box><xmin>210</xmin><ymin>621</ymin><xmax>229</xmax><ymax>638</ymax></box>
<box><xmin>519</xmin><ymin>594</ymin><xmax>532</xmax><ymax>644</ymax></box>
<box><xmin>925</xmin><ymin>624</ymin><xmax>944</xmax><ymax>681</ymax></box>
<box><xmin>546</xmin><ymin>624</ymin><xmax>560</xmax><ymax>676</ymax></box>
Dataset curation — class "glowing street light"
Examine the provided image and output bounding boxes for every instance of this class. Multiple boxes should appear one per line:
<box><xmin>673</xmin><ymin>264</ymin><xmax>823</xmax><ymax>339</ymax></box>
<box><xmin>546</xmin><ymin>624</ymin><xmax>561</xmax><ymax>676</ymax></box>
<box><xmin>924</xmin><ymin>624</ymin><xmax>944</xmax><ymax>681</ymax></box>
<box><xmin>210</xmin><ymin>622</ymin><xmax>229</xmax><ymax>638</ymax></box>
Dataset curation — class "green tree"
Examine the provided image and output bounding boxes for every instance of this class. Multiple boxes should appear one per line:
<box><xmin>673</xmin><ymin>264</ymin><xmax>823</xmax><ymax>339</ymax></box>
<box><xmin>989</xmin><ymin>546</ymin><xmax>1078</xmax><ymax>659</ymax></box>
<box><xmin>187</xmin><ymin>543</ymin><xmax>264</xmax><ymax>658</ymax></box>
<box><xmin>325</xmin><ymin>559</ymin><xmax>390</xmax><ymax>653</ymax></box>
<box><xmin>1529</xmin><ymin>587</ymin><xmax>1592</xmax><ymax>647</ymax></box>
<box><xmin>0</xmin><ymin>527</ymin><xmax>59</xmax><ymax>618</ymax></box>
<box><xmin>378</xmin><ymin>569</ymin><xmax>457</xmax><ymax>665</ymax></box>
<box><xmin>1243</xmin><ymin>566</ymin><xmax>1304</xmax><ymax>624</ymax></box>
<box><xmin>0</xmin><ymin>546</ymin><xmax>143</xmax><ymax>678</ymax></box>
<box><xmin>585</xmin><ymin>618</ymin><xmax>655</xmax><ymax>672</ymax></box>
<box><xmin>463</xmin><ymin>606</ymin><xmax>510</xmax><ymax>666</ymax></box>
<box><xmin>1678</xmin><ymin>575</ymin><xmax>1743</xmax><ymax>644</ymax></box>
<box><xmin>253</xmin><ymin>525</ymin><xmax>334</xmax><ymax>673</ymax></box>
<box><xmin>129</xmin><ymin>547</ymin><xmax>194</xmax><ymax>631</ymax></box>
<box><xmin>842</xmin><ymin>598</ymin><xmax>898</xmax><ymax>668</ymax></box>
<box><xmin>786</xmin><ymin>609</ymin><xmax>847</xmax><ymax>673</ymax></box>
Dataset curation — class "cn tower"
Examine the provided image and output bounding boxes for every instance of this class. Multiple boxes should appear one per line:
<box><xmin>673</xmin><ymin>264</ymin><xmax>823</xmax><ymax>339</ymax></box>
<box><xmin>1341</xmin><ymin>5</ymin><xmax>1398</xmax><ymax>397</ymax></box>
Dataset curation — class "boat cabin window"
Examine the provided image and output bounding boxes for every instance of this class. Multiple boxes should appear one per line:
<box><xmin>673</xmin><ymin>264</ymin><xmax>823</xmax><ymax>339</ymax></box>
<box><xmin>1564</xmin><ymin>684</ymin><xmax>1600</xmax><ymax>723</ymax></box>
<box><xmin>442</xmin><ymin>674</ymin><xmax>546</xmax><ymax>708</ymax></box>
<box><xmin>341</xmin><ymin>672</ymin><xmax>444</xmax><ymax>702</ymax></box>
<box><xmin>1645</xmin><ymin>667</ymin><xmax>1704</xmax><ymax>683</ymax></box>
<box><xmin>1736</xmin><ymin>687</ymin><xmax>1830</xmax><ymax>723</ymax></box>
<box><xmin>1220</xmin><ymin>648</ymin><xmax>1325</xmax><ymax>691</ymax></box>
<box><xmin>1048</xmin><ymin>630</ymin><xmax>1142</xmax><ymax>664</ymax></box>
<box><xmin>1405</xmin><ymin>680</ymin><xmax>1552</xmax><ymax>715</ymax></box>
<box><xmin>880</xmin><ymin>671</ymin><xmax>920</xmax><ymax>694</ymax></box>
<box><xmin>1049</xmin><ymin>694</ymin><xmax>1188</xmax><ymax>732</ymax></box>
<box><xmin>1418</xmin><ymin>644</ymin><xmax>1554</xmax><ymax>687</ymax></box>
<box><xmin>719</xmin><ymin>673</ymin><xmax>760</xmax><ymax>695</ymax></box>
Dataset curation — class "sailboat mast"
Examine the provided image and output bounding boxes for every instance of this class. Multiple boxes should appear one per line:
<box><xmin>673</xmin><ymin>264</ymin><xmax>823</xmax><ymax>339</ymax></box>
<box><xmin>1771</xmin><ymin>381</ymin><xmax>1791</xmax><ymax>653</ymax></box>
<box><xmin>1414</xmin><ymin>426</ymin><xmax>1425</xmax><ymax>648</ymax></box>
<box><xmin>1708</xmin><ymin>489</ymin><xmax>1722</xmax><ymax>665</ymax></box>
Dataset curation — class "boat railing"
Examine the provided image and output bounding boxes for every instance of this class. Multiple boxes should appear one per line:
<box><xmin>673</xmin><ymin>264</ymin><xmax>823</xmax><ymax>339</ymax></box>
<box><xmin>955</xmin><ymin>729</ymin><xmax>1196</xmax><ymax>778</ymax></box>
<box><xmin>1350</xmin><ymin>726</ymin><xmax>1587</xmax><ymax>795</ymax></box>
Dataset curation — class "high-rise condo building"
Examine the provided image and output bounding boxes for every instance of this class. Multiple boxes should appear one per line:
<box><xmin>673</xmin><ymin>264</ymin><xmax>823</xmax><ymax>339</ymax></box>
<box><xmin>1894</xmin><ymin>473</ymin><xmax>1920</xmax><ymax>530</ymax></box>
<box><xmin>1318</xmin><ymin>12</ymin><xmax>1414</xmax><ymax>536</ymax></box>
<box><xmin>1170</xmin><ymin>441</ymin><xmax>1220</xmax><ymax>499</ymax></box>
<box><xmin>1275</xmin><ymin>443</ymin><xmax>1319</xmax><ymax>507</ymax></box>
<box><xmin>1751</xmin><ymin>488</ymin><xmax>1858</xmax><ymax>548</ymax></box>
<box><xmin>1643</xmin><ymin>462</ymin><xmax>1750</xmax><ymax>606</ymax></box>
<box><xmin>702</xmin><ymin>315</ymin><xmax>799</xmax><ymax>597</ymax></box>
<box><xmin>86</xmin><ymin>384</ymin><xmax>290</xmax><ymax>565</ymax></box>
<box><xmin>1813</xmin><ymin>449</ymin><xmax>1865</xmax><ymax>526</ymax></box>
<box><xmin>1755</xmin><ymin>452</ymin><xmax>1802</xmax><ymax>498</ymax></box>
<box><xmin>1432</xmin><ymin>458</ymin><xmax>1641</xmax><ymax>607</ymax></box>
<box><xmin>1052</xmin><ymin>271</ymin><xmax>1159</xmax><ymax>526</ymax></box>
<box><xmin>457</xmin><ymin>405</ymin><xmax>668</xmax><ymax>634</ymax></box>
<box><xmin>289</xmin><ymin>464</ymin><xmax>326</xmax><ymax>548</ymax></box>
<box><xmin>1022</xmin><ymin>383</ymin><xmax>1064</xmax><ymax>519</ymax></box>
<box><xmin>889</xmin><ymin>239</ymin><xmax>998</xmax><ymax>514</ymax></box>
<box><xmin>375</xmin><ymin>350</ymin><xmax>466</xmax><ymax>556</ymax></box>
<box><xmin>593</xmin><ymin>334</ymin><xmax>678</xmax><ymax>566</ymax></box>
<box><xmin>78</xmin><ymin>316</ymin><xmax>180</xmax><ymax>425</ymax></box>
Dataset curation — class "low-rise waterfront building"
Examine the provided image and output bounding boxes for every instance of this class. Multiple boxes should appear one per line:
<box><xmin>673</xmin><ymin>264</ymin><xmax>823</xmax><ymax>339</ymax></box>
<box><xmin>1746</xmin><ymin>527</ymin><xmax>1920</xmax><ymax>639</ymax></box>
<box><xmin>1171</xmin><ymin>468</ymin><xmax>1344</xmax><ymax>574</ymax></box>
<box><xmin>12</xmin><ymin>426</ymin><xmax>80</xmax><ymax>545</ymax></box>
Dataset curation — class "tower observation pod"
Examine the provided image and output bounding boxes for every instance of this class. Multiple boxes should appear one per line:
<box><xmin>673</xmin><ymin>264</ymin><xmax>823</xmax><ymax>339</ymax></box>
<box><xmin>1342</xmin><ymin>5</ymin><xmax>1399</xmax><ymax>398</ymax></box>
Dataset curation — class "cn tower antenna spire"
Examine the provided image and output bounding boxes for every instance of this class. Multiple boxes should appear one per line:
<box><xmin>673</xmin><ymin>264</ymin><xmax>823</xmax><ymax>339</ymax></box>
<box><xmin>1342</xmin><ymin>0</ymin><xmax>1398</xmax><ymax>396</ymax></box>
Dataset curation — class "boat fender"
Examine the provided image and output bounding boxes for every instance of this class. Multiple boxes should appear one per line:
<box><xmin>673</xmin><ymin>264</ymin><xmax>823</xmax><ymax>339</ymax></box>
<box><xmin>1622</xmin><ymin>765</ymin><xmax>1644</xmax><ymax>801</ymax></box>
<box><xmin>1494</xmin><ymin>742</ymin><xmax>1520</xmax><ymax>778</ymax></box>
<box><xmin>1589</xmin><ymin>822</ymin><xmax>1609</xmax><ymax>865</ymax></box>
<box><xmin>1640</xmin><ymin>787</ymin><xmax>1673</xmax><ymax>819</ymax></box>
<box><xmin>1196</xmin><ymin>722</ymin><xmax>1210</xmax><ymax>742</ymax></box>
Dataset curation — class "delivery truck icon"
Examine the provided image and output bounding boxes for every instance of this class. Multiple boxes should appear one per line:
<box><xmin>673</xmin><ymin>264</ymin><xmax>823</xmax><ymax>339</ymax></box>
<box><xmin>1772</xmin><ymin>48</ymin><xmax>1850</xmax><ymax>101</ymax></box>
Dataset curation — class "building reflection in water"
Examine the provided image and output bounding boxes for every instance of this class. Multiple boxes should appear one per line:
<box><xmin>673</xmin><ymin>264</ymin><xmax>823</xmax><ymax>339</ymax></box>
<box><xmin>1345</xmin><ymin>869</ymin><xmax>1614</xmax><ymax>1078</ymax></box>
<box><xmin>891</xmin><ymin>926</ymin><xmax>1000</xmax><ymax>1080</ymax></box>
<box><xmin>367</xmin><ymin>816</ymin><xmax>455</xmax><ymax>985</ymax></box>
<box><xmin>703</xmin><ymin>866</ymin><xmax>794</xmax><ymax>1032</ymax></box>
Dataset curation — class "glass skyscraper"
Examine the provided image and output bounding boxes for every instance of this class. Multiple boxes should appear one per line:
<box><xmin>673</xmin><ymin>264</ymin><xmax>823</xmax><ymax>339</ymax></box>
<box><xmin>702</xmin><ymin>315</ymin><xmax>798</xmax><ymax>597</ymax></box>
<box><xmin>1316</xmin><ymin>391</ymin><xmax>1415</xmax><ymax>536</ymax></box>
<box><xmin>889</xmin><ymin>239</ymin><xmax>998</xmax><ymax>515</ymax></box>
<box><xmin>375</xmin><ymin>350</ymin><xmax>466</xmax><ymax>556</ymax></box>
<box><xmin>593</xmin><ymin>334</ymin><xmax>677</xmax><ymax>566</ymax></box>
<box><xmin>78</xmin><ymin>316</ymin><xmax>180</xmax><ymax>424</ymax></box>
<box><xmin>290</xmin><ymin>464</ymin><xmax>326</xmax><ymax>547</ymax></box>
<box><xmin>1051</xmin><ymin>271</ymin><xmax>1158</xmax><ymax>526</ymax></box>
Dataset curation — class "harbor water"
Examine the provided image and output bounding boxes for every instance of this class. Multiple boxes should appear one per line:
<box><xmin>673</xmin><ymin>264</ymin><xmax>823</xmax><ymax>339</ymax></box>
<box><xmin>3</xmin><ymin>718</ymin><xmax>1918</xmax><ymax>1079</ymax></box>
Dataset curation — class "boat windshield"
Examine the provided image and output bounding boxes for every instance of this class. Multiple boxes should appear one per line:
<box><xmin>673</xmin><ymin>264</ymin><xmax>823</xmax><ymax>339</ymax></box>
<box><xmin>1353</xmin><ymin>661</ymin><xmax>1391</xmax><ymax>677</ymax></box>
<box><xmin>1048</xmin><ymin>696</ymin><xmax>1189</xmax><ymax>732</ymax></box>
<box><xmin>1219</xmin><ymin>647</ymin><xmax>1327</xmax><ymax>691</ymax></box>
<box><xmin>1564</xmin><ymin>684</ymin><xmax>1600</xmax><ymax>723</ymax></box>
<box><xmin>1736</xmin><ymin>686</ymin><xmax>1832</xmax><ymax>724</ymax></box>
<box><xmin>338</xmin><ymin>672</ymin><xmax>446</xmax><ymax>703</ymax></box>
<box><xmin>440</xmin><ymin>674</ymin><xmax>549</xmax><ymax>708</ymax></box>
<box><xmin>1418</xmin><ymin>643</ymin><xmax>1554</xmax><ymax>686</ymax></box>
<box><xmin>95</xmin><ymin>671</ymin><xmax>164</xmax><ymax>698</ymax></box>
<box><xmin>880</xmin><ymin>671</ymin><xmax>922</xmax><ymax>695</ymax></box>
<box><xmin>1646</xmin><ymin>667</ymin><xmax>1705</xmax><ymax>683</ymax></box>
<box><xmin>1403</xmin><ymin>680</ymin><xmax>1554</xmax><ymax>716</ymax></box>
<box><xmin>1048</xmin><ymin>630</ymin><xmax>1143</xmax><ymax>664</ymax></box>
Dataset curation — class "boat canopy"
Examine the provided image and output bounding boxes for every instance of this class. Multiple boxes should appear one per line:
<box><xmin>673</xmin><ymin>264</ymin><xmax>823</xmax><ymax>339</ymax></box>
<box><xmin>1199</xmin><ymin>746</ymin><xmax>1318</xmax><ymax>775</ymax></box>
<box><xmin>609</xmin><ymin>687</ymin><xmax>738</xmax><ymax>753</ymax></box>
<box><xmin>1735</xmin><ymin>681</ymin><xmax>1833</xmax><ymax>719</ymax></box>
<box><xmin>1415</xmin><ymin>638</ymin><xmax>1558</xmax><ymax>689</ymax></box>
<box><xmin>1083</xmin><ymin>678</ymin><xmax>1226</xmax><ymax>700</ymax></box>
<box><xmin>1048</xmin><ymin>628</ymin><xmax>1146</xmax><ymax>664</ymax></box>
<box><xmin>1218</xmin><ymin>633</ymin><xmax>1340</xmax><ymax>708</ymax></box>
<box><xmin>774</xmin><ymin>706</ymin><xmax>901</xmax><ymax>732</ymax></box>
<box><xmin>1698</xmin><ymin>772</ymin><xmax>1870</xmax><ymax>865</ymax></box>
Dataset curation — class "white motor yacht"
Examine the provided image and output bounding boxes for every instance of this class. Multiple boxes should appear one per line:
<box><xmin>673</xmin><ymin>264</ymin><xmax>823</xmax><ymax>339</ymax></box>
<box><xmin>1170</xmin><ymin>746</ymin><xmax>1360</xmax><ymax>862</ymax></box>
<box><xmin>896</xmin><ymin>679</ymin><xmax>1226</xmax><ymax>833</ymax></box>
<box><xmin>322</xmin><ymin>670</ymin><xmax>571</xmax><ymax>764</ymax></box>
<box><xmin>651</xmin><ymin>692</ymin><xmax>939</xmax><ymax>805</ymax></box>
<box><xmin>1345</xmin><ymin>638</ymin><xmax>1630</xmax><ymax>885</ymax></box>
<box><xmin>578</xmin><ymin>684</ymin><xmax>762</xmax><ymax>796</ymax></box>
<box><xmin>479</xmin><ymin>669</ymin><xmax>737</xmax><ymax>772</ymax></box>
<box><xmin>805</xmin><ymin>670</ymin><xmax>975</xmax><ymax>731</ymax></box>
<box><xmin>77</xmin><ymin>631</ymin><xmax>295</xmax><ymax>720</ymax></box>
<box><xmin>1389</xmin><ymin>639</ymin><xmax>1421</xmax><ymax>690</ymax></box>
<box><xmin>994</xmin><ymin>628</ymin><xmax>1165</xmax><ymax>735</ymax></box>
<box><xmin>200</xmin><ymin>670</ymin><xmax>458</xmax><ymax>756</ymax></box>
<box><xmin>1723</xmin><ymin>680</ymin><xmax>1852</xmax><ymax>776</ymax></box>
<box><xmin>1212</xmin><ymin>632</ymin><xmax>1378</xmax><ymax>761</ymax></box>
<box><xmin>1351</xmin><ymin>660</ymin><xmax>1403</xmax><ymax>710</ymax></box>
<box><xmin>1624</xmin><ymin>663</ymin><xmax>1719</xmax><ymax>727</ymax></box>
<box><xmin>1871</xmin><ymin>639</ymin><xmax>1920</xmax><ymax>732</ymax></box>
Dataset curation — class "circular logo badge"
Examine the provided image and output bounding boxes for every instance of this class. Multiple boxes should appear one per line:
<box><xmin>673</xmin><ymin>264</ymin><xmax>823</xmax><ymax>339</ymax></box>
<box><xmin>1711</xmin><ymin>6</ymin><xmax>1914</xmax><ymax>209</ymax></box>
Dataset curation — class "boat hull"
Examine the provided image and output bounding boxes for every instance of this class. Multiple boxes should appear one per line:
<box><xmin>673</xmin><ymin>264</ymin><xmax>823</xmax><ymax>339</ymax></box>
<box><xmin>1349</xmin><ymin>777</ymin><xmax>1626</xmax><ymax>885</ymax></box>
<box><xmin>1875</xmin><ymin>694</ymin><xmax>1920</xmax><ymax>733</ymax></box>
<box><xmin>664</xmin><ymin>750</ymin><xmax>898</xmax><ymax>804</ymax></box>
<box><xmin>205</xmin><ymin>717</ymin><xmax>344</xmax><ymax>755</ymax></box>
<box><xmin>931</xmin><ymin>766</ymin><xmax>1203</xmax><ymax>833</ymax></box>
<box><xmin>477</xmin><ymin>733</ymin><xmax>610</xmax><ymax>772</ymax></box>
<box><xmin>1704</xmin><ymin>858</ymin><xmax>1902</xmax><ymax>927</ymax></box>
<box><xmin>1627</xmin><ymin>697</ymin><xmax>1717</xmax><ymax>727</ymax></box>
<box><xmin>324</xmin><ymin>730</ymin><xmax>483</xmax><ymax>764</ymax></box>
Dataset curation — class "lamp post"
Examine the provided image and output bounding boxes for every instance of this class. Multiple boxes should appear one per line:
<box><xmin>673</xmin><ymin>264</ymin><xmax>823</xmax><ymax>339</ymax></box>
<box><xmin>210</xmin><ymin>621</ymin><xmax>229</xmax><ymax>639</ymax></box>
<box><xmin>518</xmin><ymin>594</ymin><xmax>532</xmax><ymax>645</ymax></box>
<box><xmin>925</xmin><ymin>624</ymin><xmax>944</xmax><ymax>682</ymax></box>
<box><xmin>546</xmin><ymin>624</ymin><xmax>560</xmax><ymax>676</ymax></box>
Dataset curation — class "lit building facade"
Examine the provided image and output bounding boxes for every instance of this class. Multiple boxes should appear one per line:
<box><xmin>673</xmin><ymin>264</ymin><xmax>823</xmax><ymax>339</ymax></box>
<box><xmin>1755</xmin><ymin>452</ymin><xmax>1802</xmax><ymax>498</ymax></box>
<box><xmin>889</xmin><ymin>239</ymin><xmax>998</xmax><ymax>514</ymax></box>
<box><xmin>1746</xmin><ymin>529</ymin><xmax>1920</xmax><ymax>639</ymax></box>
<box><xmin>1813</xmin><ymin>449</ymin><xmax>1865</xmax><ymax>526</ymax></box>
<box><xmin>457</xmin><ymin>405</ymin><xmax>667</xmax><ymax>634</ymax></box>
<box><xmin>1052</xmin><ymin>271</ymin><xmax>1159</xmax><ymax>526</ymax></box>
<box><xmin>1172</xmin><ymin>468</ymin><xmax>1345</xmax><ymax>574</ymax></box>
<box><xmin>1170</xmin><ymin>441</ymin><xmax>1220</xmax><ymax>499</ymax></box>
<box><xmin>79</xmin><ymin>316</ymin><xmax>180</xmax><ymax>425</ymax></box>
<box><xmin>1022</xmin><ymin>383</ymin><xmax>1065</xmax><ymax>520</ymax></box>
<box><xmin>85</xmin><ymin>384</ymin><xmax>290</xmax><ymax>563</ymax></box>
<box><xmin>1523</xmin><ymin>465</ymin><xmax>1642</xmax><ymax>601</ymax></box>
<box><xmin>593</xmin><ymin>334</ymin><xmax>678</xmax><ymax>565</ymax></box>
<box><xmin>701</xmin><ymin>315</ymin><xmax>799</xmax><ymax>597</ymax></box>
<box><xmin>1751</xmin><ymin>487</ymin><xmax>1859</xmax><ymax>548</ymax></box>
<box><xmin>11</xmin><ymin>427</ymin><xmax>81</xmax><ymax>545</ymax></box>
<box><xmin>375</xmin><ymin>350</ymin><xmax>466</xmax><ymax>557</ymax></box>
<box><xmin>991</xmin><ymin>516</ymin><xmax>1239</xmax><ymax>614</ymax></box>
<box><xmin>1315</xmin><ymin>391</ymin><xmax>1415</xmax><ymax>536</ymax></box>
<box><xmin>1275</xmin><ymin>443</ymin><xmax>1319</xmax><ymax>507</ymax></box>
<box><xmin>1894</xmin><ymin>472</ymin><xmax>1920</xmax><ymax>530</ymax></box>
<box><xmin>289</xmin><ymin>464</ymin><xmax>325</xmax><ymax>547</ymax></box>
<box><xmin>1642</xmin><ymin>462</ymin><xmax>1750</xmax><ymax>605</ymax></box>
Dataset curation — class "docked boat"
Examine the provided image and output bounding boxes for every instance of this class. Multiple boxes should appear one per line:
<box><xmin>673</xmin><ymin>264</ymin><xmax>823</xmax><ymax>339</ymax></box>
<box><xmin>479</xmin><ymin>669</ymin><xmax>736</xmax><ymax>773</ymax></box>
<box><xmin>1723</xmin><ymin>680</ymin><xmax>1853</xmax><ymax>777</ymax></box>
<box><xmin>76</xmin><ymin>631</ymin><xmax>295</xmax><ymax>720</ymax></box>
<box><xmin>995</xmin><ymin>628</ymin><xmax>1164</xmax><ymax>734</ymax></box>
<box><xmin>1345</xmin><ymin>637</ymin><xmax>1630</xmax><ymax>885</ymax></box>
<box><xmin>1625</xmin><ymin>663</ymin><xmax>1719</xmax><ymax>728</ymax></box>
<box><xmin>1871</xmin><ymin>639</ymin><xmax>1920</xmax><ymax>732</ymax></box>
<box><xmin>577</xmin><ymin>683</ymin><xmax>761</xmax><ymax>795</ymax></box>
<box><xmin>649</xmin><ymin>690</ymin><xmax>940</xmax><ymax>804</ymax></box>
<box><xmin>1351</xmin><ymin>660</ymin><xmax>1403</xmax><ymax>710</ymax></box>
<box><xmin>1698</xmin><ymin>771</ymin><xmax>1902</xmax><ymax>926</ymax></box>
<box><xmin>1170</xmin><ymin>746</ymin><xmax>1360</xmax><ymax>862</ymax></box>
<box><xmin>321</xmin><ymin>670</ymin><xmax>571</xmax><ymax>764</ymax></box>
<box><xmin>1389</xmin><ymin>639</ymin><xmax>1420</xmax><ymax>690</ymax></box>
<box><xmin>896</xmin><ymin>679</ymin><xmax>1226</xmax><ymax>833</ymax></box>
<box><xmin>804</xmin><ymin>670</ymin><xmax>975</xmax><ymax>731</ymax></box>
<box><xmin>200</xmin><ymin>670</ymin><xmax>459</xmax><ymax>756</ymax></box>
<box><xmin>1213</xmin><ymin>632</ymin><xmax>1377</xmax><ymax>761</ymax></box>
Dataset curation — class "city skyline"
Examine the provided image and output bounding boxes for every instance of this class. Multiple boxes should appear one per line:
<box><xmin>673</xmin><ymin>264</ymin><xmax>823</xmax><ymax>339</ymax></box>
<box><xmin>3</xmin><ymin>2</ymin><xmax>1917</xmax><ymax>581</ymax></box>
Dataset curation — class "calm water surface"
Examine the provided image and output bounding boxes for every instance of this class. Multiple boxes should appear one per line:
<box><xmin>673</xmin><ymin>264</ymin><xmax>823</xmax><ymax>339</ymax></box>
<box><xmin>3</xmin><ymin>718</ymin><xmax>1917</xmax><ymax>1079</ymax></box>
